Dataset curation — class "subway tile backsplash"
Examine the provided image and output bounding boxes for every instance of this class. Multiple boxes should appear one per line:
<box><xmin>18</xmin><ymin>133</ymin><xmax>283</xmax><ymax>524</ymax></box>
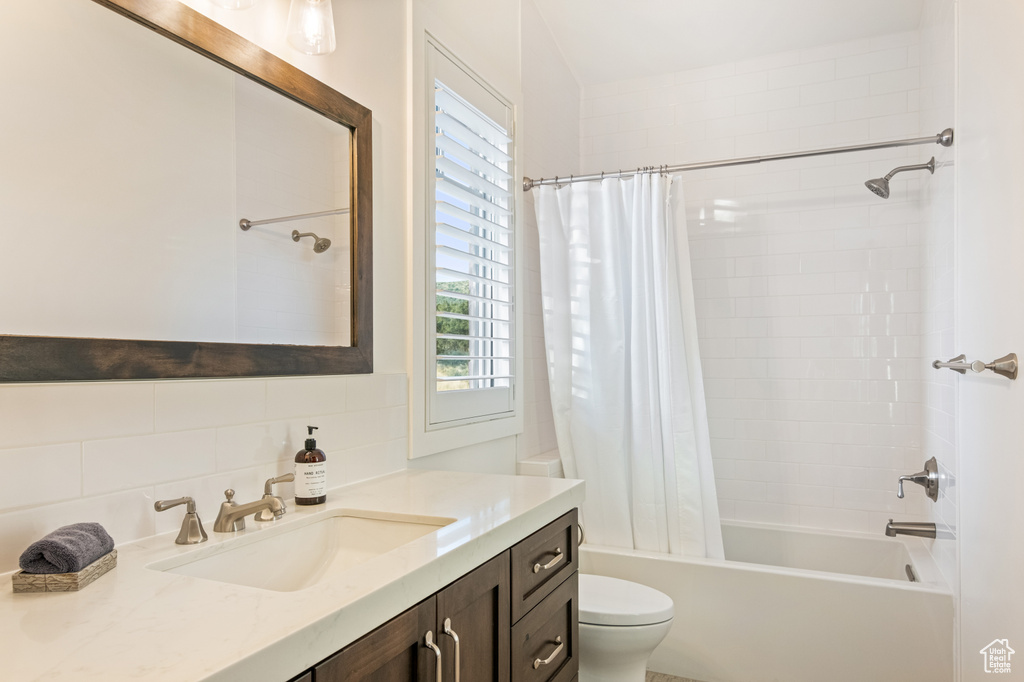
<box><xmin>0</xmin><ymin>374</ymin><xmax>408</xmax><ymax>572</ymax></box>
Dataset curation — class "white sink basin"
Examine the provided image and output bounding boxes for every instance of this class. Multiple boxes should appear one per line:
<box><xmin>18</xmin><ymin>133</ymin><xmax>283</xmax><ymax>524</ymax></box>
<box><xmin>149</xmin><ymin>509</ymin><xmax>454</xmax><ymax>592</ymax></box>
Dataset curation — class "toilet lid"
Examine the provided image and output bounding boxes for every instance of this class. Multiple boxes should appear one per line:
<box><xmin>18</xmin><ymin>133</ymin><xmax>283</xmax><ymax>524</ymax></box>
<box><xmin>578</xmin><ymin>574</ymin><xmax>674</xmax><ymax>626</ymax></box>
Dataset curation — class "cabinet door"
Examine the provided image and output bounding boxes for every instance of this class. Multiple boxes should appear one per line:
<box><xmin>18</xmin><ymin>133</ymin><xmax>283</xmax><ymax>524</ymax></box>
<box><xmin>316</xmin><ymin>598</ymin><xmax>439</xmax><ymax>682</ymax></box>
<box><xmin>436</xmin><ymin>550</ymin><xmax>511</xmax><ymax>682</ymax></box>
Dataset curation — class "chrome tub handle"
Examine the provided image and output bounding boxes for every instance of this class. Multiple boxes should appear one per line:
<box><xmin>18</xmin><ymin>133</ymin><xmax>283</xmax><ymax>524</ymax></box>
<box><xmin>533</xmin><ymin>547</ymin><xmax>564</xmax><ymax>573</ymax></box>
<box><xmin>533</xmin><ymin>636</ymin><xmax>564</xmax><ymax>669</ymax></box>
<box><xmin>443</xmin><ymin>618</ymin><xmax>460</xmax><ymax>682</ymax></box>
<box><xmin>424</xmin><ymin>631</ymin><xmax>442</xmax><ymax>682</ymax></box>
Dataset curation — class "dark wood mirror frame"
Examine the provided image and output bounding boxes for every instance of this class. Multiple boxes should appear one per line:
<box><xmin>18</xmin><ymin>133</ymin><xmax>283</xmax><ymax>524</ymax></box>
<box><xmin>0</xmin><ymin>0</ymin><xmax>372</xmax><ymax>382</ymax></box>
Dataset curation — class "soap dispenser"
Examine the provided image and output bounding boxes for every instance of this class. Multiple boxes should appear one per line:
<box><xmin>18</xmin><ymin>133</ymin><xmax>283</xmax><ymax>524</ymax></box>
<box><xmin>294</xmin><ymin>425</ymin><xmax>327</xmax><ymax>505</ymax></box>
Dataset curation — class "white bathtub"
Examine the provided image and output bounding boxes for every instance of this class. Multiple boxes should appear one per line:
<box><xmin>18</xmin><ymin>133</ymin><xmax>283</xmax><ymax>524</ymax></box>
<box><xmin>580</xmin><ymin>521</ymin><xmax>953</xmax><ymax>682</ymax></box>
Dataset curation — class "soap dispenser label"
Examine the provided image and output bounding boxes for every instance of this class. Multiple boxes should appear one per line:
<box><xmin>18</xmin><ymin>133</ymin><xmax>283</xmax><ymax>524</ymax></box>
<box><xmin>294</xmin><ymin>462</ymin><xmax>327</xmax><ymax>497</ymax></box>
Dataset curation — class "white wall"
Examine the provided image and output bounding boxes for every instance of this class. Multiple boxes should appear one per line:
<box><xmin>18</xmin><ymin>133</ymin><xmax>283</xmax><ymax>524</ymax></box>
<box><xmin>518</xmin><ymin>0</ymin><xmax>580</xmax><ymax>463</ymax></box>
<box><xmin>0</xmin><ymin>0</ymin><xmax>236</xmax><ymax>343</ymax></box>
<box><xmin>918</xmin><ymin>0</ymin><xmax>958</xmax><ymax>605</ymax></box>
<box><xmin>579</xmin><ymin>31</ymin><xmax>939</xmax><ymax>536</ymax></box>
<box><xmin>405</xmin><ymin>0</ymin><xmax>527</xmax><ymax>471</ymax></box>
<box><xmin>404</xmin><ymin>0</ymin><xmax>580</xmax><ymax>474</ymax></box>
<box><xmin>956</xmin><ymin>1</ymin><xmax>1024</xmax><ymax>679</ymax></box>
<box><xmin>0</xmin><ymin>3</ymin><xmax>353</xmax><ymax>348</ymax></box>
<box><xmin>0</xmin><ymin>0</ymin><xmax>564</xmax><ymax>574</ymax></box>
<box><xmin>0</xmin><ymin>0</ymin><xmax>413</xmax><ymax>572</ymax></box>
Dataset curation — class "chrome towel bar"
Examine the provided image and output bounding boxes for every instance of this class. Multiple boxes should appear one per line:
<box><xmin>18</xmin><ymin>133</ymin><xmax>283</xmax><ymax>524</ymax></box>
<box><xmin>238</xmin><ymin>206</ymin><xmax>349</xmax><ymax>230</ymax></box>
<box><xmin>932</xmin><ymin>353</ymin><xmax>1018</xmax><ymax>380</ymax></box>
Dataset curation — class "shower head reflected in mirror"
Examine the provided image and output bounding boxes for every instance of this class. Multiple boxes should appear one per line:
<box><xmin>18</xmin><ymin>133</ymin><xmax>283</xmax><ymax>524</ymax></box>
<box><xmin>238</xmin><ymin>207</ymin><xmax>347</xmax><ymax>255</ymax></box>
<box><xmin>292</xmin><ymin>230</ymin><xmax>331</xmax><ymax>253</ymax></box>
<box><xmin>865</xmin><ymin>156</ymin><xmax>936</xmax><ymax>199</ymax></box>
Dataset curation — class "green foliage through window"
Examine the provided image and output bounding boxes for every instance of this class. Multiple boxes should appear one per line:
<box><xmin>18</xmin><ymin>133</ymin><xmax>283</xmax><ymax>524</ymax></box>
<box><xmin>437</xmin><ymin>280</ymin><xmax>470</xmax><ymax>384</ymax></box>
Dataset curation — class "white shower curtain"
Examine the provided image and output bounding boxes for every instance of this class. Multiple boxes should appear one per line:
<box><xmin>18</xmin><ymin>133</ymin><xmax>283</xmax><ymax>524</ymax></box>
<box><xmin>534</xmin><ymin>173</ymin><xmax>724</xmax><ymax>559</ymax></box>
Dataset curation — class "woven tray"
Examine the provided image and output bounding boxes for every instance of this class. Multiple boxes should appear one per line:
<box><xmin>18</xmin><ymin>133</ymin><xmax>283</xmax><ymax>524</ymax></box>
<box><xmin>12</xmin><ymin>549</ymin><xmax>117</xmax><ymax>593</ymax></box>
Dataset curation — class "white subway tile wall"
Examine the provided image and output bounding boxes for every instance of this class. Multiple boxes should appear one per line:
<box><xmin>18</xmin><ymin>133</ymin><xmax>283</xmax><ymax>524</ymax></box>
<box><xmin>579</xmin><ymin>30</ymin><xmax>951</xmax><ymax>538</ymax></box>
<box><xmin>0</xmin><ymin>374</ymin><xmax>408</xmax><ymax>572</ymax></box>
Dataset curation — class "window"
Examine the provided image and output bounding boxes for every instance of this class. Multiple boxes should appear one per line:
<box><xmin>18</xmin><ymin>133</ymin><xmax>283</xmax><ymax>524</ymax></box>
<box><xmin>427</xmin><ymin>46</ymin><xmax>516</xmax><ymax>427</ymax></box>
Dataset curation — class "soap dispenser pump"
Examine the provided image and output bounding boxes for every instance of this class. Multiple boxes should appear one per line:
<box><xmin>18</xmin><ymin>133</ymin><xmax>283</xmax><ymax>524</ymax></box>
<box><xmin>294</xmin><ymin>425</ymin><xmax>327</xmax><ymax>505</ymax></box>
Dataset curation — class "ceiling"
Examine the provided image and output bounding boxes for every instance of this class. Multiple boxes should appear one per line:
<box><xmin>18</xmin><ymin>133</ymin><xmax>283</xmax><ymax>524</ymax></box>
<box><xmin>532</xmin><ymin>0</ymin><xmax>929</xmax><ymax>87</ymax></box>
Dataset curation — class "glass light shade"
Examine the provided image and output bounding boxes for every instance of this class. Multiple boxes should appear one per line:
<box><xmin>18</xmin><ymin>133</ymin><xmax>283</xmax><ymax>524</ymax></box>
<box><xmin>286</xmin><ymin>0</ymin><xmax>337</xmax><ymax>56</ymax></box>
<box><xmin>211</xmin><ymin>0</ymin><xmax>258</xmax><ymax>8</ymax></box>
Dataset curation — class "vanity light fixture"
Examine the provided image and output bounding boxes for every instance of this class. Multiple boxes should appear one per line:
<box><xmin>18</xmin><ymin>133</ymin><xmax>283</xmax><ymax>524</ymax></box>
<box><xmin>287</xmin><ymin>0</ymin><xmax>337</xmax><ymax>56</ymax></box>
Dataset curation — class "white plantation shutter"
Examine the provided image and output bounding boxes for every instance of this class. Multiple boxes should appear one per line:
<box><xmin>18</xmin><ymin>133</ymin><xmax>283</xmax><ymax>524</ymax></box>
<box><xmin>429</xmin><ymin>51</ymin><xmax>515</xmax><ymax>426</ymax></box>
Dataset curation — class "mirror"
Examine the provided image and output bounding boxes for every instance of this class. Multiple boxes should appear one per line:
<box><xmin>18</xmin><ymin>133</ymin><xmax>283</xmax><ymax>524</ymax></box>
<box><xmin>0</xmin><ymin>0</ymin><xmax>373</xmax><ymax>381</ymax></box>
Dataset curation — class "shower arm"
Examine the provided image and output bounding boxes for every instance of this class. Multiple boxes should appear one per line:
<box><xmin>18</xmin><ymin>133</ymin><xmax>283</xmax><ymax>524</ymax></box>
<box><xmin>883</xmin><ymin>159</ymin><xmax>936</xmax><ymax>181</ymax></box>
<box><xmin>238</xmin><ymin>207</ymin><xmax>350</xmax><ymax>231</ymax></box>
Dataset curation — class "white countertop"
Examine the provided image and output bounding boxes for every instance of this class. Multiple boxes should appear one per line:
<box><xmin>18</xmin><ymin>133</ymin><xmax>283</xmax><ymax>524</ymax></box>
<box><xmin>0</xmin><ymin>470</ymin><xmax>585</xmax><ymax>682</ymax></box>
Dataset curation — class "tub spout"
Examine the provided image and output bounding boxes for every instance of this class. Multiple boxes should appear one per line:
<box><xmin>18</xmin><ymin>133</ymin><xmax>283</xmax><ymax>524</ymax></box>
<box><xmin>885</xmin><ymin>519</ymin><xmax>936</xmax><ymax>539</ymax></box>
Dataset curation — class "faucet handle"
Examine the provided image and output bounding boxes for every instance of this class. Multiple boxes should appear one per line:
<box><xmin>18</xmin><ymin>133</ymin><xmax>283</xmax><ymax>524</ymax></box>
<box><xmin>263</xmin><ymin>473</ymin><xmax>295</xmax><ymax>495</ymax></box>
<box><xmin>155</xmin><ymin>496</ymin><xmax>194</xmax><ymax>513</ymax></box>
<box><xmin>896</xmin><ymin>457</ymin><xmax>940</xmax><ymax>501</ymax></box>
<box><xmin>154</xmin><ymin>496</ymin><xmax>208</xmax><ymax>545</ymax></box>
<box><xmin>255</xmin><ymin>474</ymin><xmax>295</xmax><ymax>522</ymax></box>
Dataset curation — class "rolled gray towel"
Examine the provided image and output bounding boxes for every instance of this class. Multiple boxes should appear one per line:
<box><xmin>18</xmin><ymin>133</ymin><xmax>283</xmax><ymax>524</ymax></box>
<box><xmin>18</xmin><ymin>522</ymin><xmax>115</xmax><ymax>574</ymax></box>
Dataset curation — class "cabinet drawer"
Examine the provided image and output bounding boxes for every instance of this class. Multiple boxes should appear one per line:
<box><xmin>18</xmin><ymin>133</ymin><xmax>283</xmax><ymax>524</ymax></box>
<box><xmin>511</xmin><ymin>572</ymin><xmax>578</xmax><ymax>682</ymax></box>
<box><xmin>511</xmin><ymin>509</ymin><xmax>578</xmax><ymax>623</ymax></box>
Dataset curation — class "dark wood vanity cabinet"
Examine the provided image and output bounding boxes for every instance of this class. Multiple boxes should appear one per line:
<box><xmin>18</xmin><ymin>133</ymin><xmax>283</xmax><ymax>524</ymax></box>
<box><xmin>509</xmin><ymin>510</ymin><xmax>579</xmax><ymax>682</ymax></box>
<box><xmin>315</xmin><ymin>598</ymin><xmax>438</xmax><ymax>681</ymax></box>
<box><xmin>436</xmin><ymin>551</ymin><xmax>511</xmax><ymax>681</ymax></box>
<box><xmin>510</xmin><ymin>510</ymin><xmax>578</xmax><ymax>623</ymax></box>
<box><xmin>308</xmin><ymin>510</ymin><xmax>578</xmax><ymax>682</ymax></box>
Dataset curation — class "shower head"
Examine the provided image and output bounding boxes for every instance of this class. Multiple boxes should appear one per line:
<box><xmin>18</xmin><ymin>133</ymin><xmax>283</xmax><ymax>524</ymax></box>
<box><xmin>292</xmin><ymin>230</ymin><xmax>332</xmax><ymax>253</ymax></box>
<box><xmin>865</xmin><ymin>177</ymin><xmax>891</xmax><ymax>199</ymax></box>
<box><xmin>865</xmin><ymin>156</ymin><xmax>936</xmax><ymax>199</ymax></box>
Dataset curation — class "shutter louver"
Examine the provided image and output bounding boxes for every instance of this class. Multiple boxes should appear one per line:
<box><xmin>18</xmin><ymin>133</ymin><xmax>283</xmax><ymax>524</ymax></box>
<box><xmin>433</xmin><ymin>77</ymin><xmax>514</xmax><ymax>405</ymax></box>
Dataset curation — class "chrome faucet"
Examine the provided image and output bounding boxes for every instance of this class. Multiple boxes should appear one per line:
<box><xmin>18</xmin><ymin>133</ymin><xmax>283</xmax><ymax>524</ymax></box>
<box><xmin>885</xmin><ymin>519</ymin><xmax>937</xmax><ymax>539</ymax></box>
<box><xmin>213</xmin><ymin>488</ymin><xmax>286</xmax><ymax>533</ymax></box>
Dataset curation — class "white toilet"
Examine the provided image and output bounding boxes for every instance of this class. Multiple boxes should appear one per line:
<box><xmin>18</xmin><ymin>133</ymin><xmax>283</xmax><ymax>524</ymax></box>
<box><xmin>578</xmin><ymin>574</ymin><xmax>675</xmax><ymax>682</ymax></box>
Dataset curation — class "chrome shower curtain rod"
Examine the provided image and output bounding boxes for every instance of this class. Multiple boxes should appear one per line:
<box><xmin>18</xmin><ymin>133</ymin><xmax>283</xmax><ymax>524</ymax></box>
<box><xmin>521</xmin><ymin>127</ymin><xmax>954</xmax><ymax>192</ymax></box>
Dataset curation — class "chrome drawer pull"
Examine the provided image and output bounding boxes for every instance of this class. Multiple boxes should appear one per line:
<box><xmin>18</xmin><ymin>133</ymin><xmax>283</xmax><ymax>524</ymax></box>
<box><xmin>533</xmin><ymin>636</ymin><xmax>564</xmax><ymax>669</ymax></box>
<box><xmin>533</xmin><ymin>548</ymin><xmax>564</xmax><ymax>573</ymax></box>
<box><xmin>424</xmin><ymin>631</ymin><xmax>442</xmax><ymax>682</ymax></box>
<box><xmin>443</xmin><ymin>618</ymin><xmax>461</xmax><ymax>682</ymax></box>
